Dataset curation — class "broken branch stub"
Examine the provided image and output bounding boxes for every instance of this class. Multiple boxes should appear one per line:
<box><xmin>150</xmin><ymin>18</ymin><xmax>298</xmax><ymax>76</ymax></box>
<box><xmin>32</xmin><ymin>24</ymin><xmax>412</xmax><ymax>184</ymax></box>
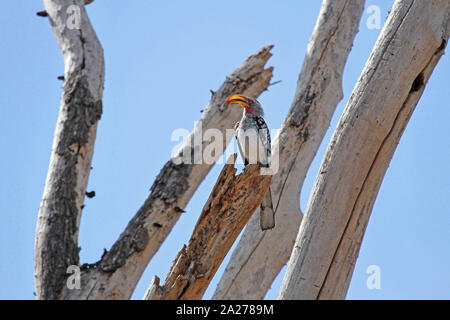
<box><xmin>145</xmin><ymin>154</ymin><xmax>272</xmax><ymax>300</ymax></box>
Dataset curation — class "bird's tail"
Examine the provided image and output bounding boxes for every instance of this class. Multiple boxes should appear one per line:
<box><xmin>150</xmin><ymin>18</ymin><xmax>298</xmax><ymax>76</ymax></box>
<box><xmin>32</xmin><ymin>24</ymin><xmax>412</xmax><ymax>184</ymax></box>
<box><xmin>260</xmin><ymin>187</ymin><xmax>275</xmax><ymax>230</ymax></box>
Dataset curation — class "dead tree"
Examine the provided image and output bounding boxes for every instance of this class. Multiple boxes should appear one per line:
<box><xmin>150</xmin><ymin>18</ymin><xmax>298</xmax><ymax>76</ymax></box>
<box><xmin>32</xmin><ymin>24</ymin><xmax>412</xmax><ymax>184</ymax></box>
<box><xmin>35</xmin><ymin>0</ymin><xmax>273</xmax><ymax>300</ymax></box>
<box><xmin>214</xmin><ymin>0</ymin><xmax>366</xmax><ymax>299</ymax></box>
<box><xmin>279</xmin><ymin>0</ymin><xmax>449</xmax><ymax>299</ymax></box>
<box><xmin>34</xmin><ymin>0</ymin><xmax>449</xmax><ymax>300</ymax></box>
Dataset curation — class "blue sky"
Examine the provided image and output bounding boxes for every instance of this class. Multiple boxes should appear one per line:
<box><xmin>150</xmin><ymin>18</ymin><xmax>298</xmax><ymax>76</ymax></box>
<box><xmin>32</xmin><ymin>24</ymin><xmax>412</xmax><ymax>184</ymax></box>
<box><xmin>0</xmin><ymin>1</ymin><xmax>448</xmax><ymax>300</ymax></box>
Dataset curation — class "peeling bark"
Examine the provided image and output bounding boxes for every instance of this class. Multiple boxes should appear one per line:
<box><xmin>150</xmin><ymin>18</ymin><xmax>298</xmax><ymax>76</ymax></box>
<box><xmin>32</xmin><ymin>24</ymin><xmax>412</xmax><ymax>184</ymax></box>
<box><xmin>278</xmin><ymin>0</ymin><xmax>450</xmax><ymax>300</ymax></box>
<box><xmin>145</xmin><ymin>155</ymin><xmax>272</xmax><ymax>300</ymax></box>
<box><xmin>60</xmin><ymin>46</ymin><xmax>273</xmax><ymax>299</ymax></box>
<box><xmin>213</xmin><ymin>0</ymin><xmax>365</xmax><ymax>300</ymax></box>
<box><xmin>34</xmin><ymin>0</ymin><xmax>104</xmax><ymax>300</ymax></box>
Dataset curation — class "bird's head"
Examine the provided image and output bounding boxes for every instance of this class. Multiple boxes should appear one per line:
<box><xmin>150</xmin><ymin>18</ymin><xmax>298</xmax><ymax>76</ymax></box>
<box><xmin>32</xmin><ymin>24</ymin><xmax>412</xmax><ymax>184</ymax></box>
<box><xmin>226</xmin><ymin>94</ymin><xmax>263</xmax><ymax>116</ymax></box>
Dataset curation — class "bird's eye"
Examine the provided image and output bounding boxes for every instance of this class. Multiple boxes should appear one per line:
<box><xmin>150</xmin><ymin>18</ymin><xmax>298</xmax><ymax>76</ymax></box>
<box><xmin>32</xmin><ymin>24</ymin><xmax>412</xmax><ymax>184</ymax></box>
<box><xmin>248</xmin><ymin>100</ymin><xmax>254</xmax><ymax>106</ymax></box>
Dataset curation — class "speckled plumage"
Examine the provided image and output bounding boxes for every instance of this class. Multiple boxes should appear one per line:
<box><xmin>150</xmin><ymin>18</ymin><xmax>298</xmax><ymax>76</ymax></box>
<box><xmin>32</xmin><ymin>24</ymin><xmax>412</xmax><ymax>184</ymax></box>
<box><xmin>233</xmin><ymin>97</ymin><xmax>275</xmax><ymax>230</ymax></box>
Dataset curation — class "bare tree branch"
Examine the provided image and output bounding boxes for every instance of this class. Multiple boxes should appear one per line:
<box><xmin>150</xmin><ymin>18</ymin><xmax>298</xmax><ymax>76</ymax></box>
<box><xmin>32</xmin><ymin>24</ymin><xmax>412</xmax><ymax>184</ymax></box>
<box><xmin>60</xmin><ymin>46</ymin><xmax>274</xmax><ymax>299</ymax></box>
<box><xmin>278</xmin><ymin>0</ymin><xmax>450</xmax><ymax>300</ymax></box>
<box><xmin>144</xmin><ymin>154</ymin><xmax>272</xmax><ymax>300</ymax></box>
<box><xmin>34</xmin><ymin>0</ymin><xmax>104</xmax><ymax>300</ymax></box>
<box><xmin>213</xmin><ymin>0</ymin><xmax>365</xmax><ymax>300</ymax></box>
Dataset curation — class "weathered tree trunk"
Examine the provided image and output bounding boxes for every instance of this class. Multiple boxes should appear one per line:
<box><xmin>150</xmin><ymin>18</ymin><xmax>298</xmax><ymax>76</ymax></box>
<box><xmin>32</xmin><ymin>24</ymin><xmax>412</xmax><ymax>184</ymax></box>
<box><xmin>213</xmin><ymin>0</ymin><xmax>365</xmax><ymax>300</ymax></box>
<box><xmin>34</xmin><ymin>0</ymin><xmax>104</xmax><ymax>300</ymax></box>
<box><xmin>58</xmin><ymin>47</ymin><xmax>273</xmax><ymax>299</ymax></box>
<box><xmin>144</xmin><ymin>154</ymin><xmax>272</xmax><ymax>300</ymax></box>
<box><xmin>278</xmin><ymin>0</ymin><xmax>449</xmax><ymax>300</ymax></box>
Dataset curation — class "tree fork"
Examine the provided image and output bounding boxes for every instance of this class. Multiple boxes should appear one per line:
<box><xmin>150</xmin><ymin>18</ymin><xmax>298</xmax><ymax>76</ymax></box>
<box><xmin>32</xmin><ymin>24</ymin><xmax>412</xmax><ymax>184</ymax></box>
<box><xmin>145</xmin><ymin>154</ymin><xmax>272</xmax><ymax>300</ymax></box>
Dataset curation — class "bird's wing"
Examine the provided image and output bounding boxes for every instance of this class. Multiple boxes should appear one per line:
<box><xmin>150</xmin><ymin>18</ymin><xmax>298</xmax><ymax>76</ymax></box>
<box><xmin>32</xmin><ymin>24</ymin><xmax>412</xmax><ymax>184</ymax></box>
<box><xmin>234</xmin><ymin>121</ymin><xmax>248</xmax><ymax>165</ymax></box>
<box><xmin>255</xmin><ymin>116</ymin><xmax>271</xmax><ymax>167</ymax></box>
<box><xmin>234</xmin><ymin>121</ymin><xmax>240</xmax><ymax>132</ymax></box>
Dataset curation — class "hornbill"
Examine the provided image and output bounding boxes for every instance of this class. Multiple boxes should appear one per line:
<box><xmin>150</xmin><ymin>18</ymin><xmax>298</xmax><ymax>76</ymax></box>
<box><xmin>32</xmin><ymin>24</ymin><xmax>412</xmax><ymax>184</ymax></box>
<box><xmin>226</xmin><ymin>94</ymin><xmax>275</xmax><ymax>230</ymax></box>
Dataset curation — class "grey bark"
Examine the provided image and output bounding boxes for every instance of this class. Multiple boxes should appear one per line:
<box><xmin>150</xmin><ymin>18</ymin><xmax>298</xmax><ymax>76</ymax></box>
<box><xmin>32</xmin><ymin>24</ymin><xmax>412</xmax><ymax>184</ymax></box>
<box><xmin>278</xmin><ymin>0</ymin><xmax>450</xmax><ymax>300</ymax></box>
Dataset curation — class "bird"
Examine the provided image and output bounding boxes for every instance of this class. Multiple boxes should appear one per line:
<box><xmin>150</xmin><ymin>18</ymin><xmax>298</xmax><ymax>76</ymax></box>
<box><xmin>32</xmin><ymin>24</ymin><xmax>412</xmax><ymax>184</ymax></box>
<box><xmin>226</xmin><ymin>94</ymin><xmax>275</xmax><ymax>230</ymax></box>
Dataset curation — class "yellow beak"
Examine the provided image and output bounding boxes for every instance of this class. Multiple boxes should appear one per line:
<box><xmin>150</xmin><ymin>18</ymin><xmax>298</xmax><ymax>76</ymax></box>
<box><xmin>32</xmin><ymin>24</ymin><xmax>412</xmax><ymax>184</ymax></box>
<box><xmin>226</xmin><ymin>94</ymin><xmax>249</xmax><ymax>108</ymax></box>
